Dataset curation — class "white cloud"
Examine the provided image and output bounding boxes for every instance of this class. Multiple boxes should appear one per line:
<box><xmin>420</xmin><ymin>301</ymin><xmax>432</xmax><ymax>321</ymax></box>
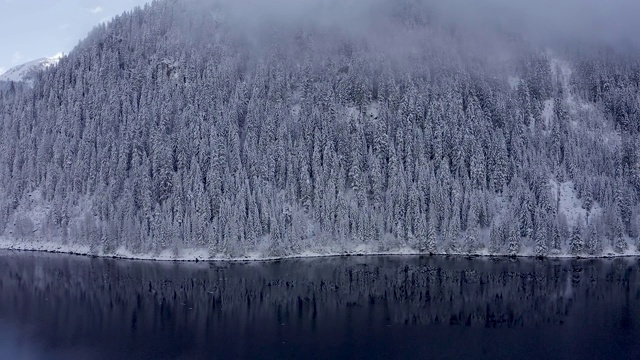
<box><xmin>90</xmin><ymin>6</ymin><xmax>104</xmax><ymax>14</ymax></box>
<box><xmin>59</xmin><ymin>23</ymin><xmax>70</xmax><ymax>30</ymax></box>
<box><xmin>0</xmin><ymin>67</ymin><xmax>6</xmax><ymax>76</ymax></box>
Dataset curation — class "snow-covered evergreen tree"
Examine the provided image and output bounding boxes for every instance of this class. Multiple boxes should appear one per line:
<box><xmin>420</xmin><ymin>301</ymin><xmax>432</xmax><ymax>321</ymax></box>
<box><xmin>570</xmin><ymin>219</ymin><xmax>584</xmax><ymax>255</ymax></box>
<box><xmin>586</xmin><ymin>223</ymin><xmax>600</xmax><ymax>256</ymax></box>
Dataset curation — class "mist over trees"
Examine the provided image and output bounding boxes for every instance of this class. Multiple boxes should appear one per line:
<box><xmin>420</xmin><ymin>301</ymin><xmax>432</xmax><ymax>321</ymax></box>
<box><xmin>0</xmin><ymin>0</ymin><xmax>639</xmax><ymax>258</ymax></box>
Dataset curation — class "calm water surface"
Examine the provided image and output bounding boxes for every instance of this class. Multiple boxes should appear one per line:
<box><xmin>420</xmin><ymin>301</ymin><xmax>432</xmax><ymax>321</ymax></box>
<box><xmin>0</xmin><ymin>251</ymin><xmax>638</xmax><ymax>359</ymax></box>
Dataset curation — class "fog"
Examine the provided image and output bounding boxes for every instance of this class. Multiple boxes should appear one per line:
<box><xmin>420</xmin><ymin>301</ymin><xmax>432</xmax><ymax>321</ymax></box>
<box><xmin>215</xmin><ymin>0</ymin><xmax>640</xmax><ymax>52</ymax></box>
<box><xmin>440</xmin><ymin>0</ymin><xmax>640</xmax><ymax>50</ymax></box>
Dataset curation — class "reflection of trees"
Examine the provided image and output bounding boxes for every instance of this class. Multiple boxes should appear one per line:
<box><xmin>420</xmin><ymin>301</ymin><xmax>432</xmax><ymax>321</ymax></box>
<box><xmin>0</xmin><ymin>254</ymin><xmax>638</xmax><ymax>354</ymax></box>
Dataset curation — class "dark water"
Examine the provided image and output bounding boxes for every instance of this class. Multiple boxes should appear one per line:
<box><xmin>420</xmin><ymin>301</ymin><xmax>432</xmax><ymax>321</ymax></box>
<box><xmin>0</xmin><ymin>252</ymin><xmax>639</xmax><ymax>360</ymax></box>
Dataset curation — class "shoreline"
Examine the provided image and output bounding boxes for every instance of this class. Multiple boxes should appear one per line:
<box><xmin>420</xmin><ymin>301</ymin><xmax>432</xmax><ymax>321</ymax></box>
<box><xmin>1</xmin><ymin>241</ymin><xmax>638</xmax><ymax>263</ymax></box>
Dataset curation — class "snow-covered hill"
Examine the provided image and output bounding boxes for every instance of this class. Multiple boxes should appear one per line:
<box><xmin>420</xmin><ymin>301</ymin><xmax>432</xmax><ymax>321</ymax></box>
<box><xmin>0</xmin><ymin>53</ymin><xmax>63</xmax><ymax>84</ymax></box>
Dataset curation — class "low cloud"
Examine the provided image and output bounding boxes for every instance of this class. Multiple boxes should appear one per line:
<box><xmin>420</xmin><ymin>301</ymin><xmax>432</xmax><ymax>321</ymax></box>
<box><xmin>421</xmin><ymin>0</ymin><xmax>640</xmax><ymax>50</ymax></box>
<box><xmin>90</xmin><ymin>6</ymin><xmax>104</xmax><ymax>14</ymax></box>
<box><xmin>216</xmin><ymin>0</ymin><xmax>640</xmax><ymax>52</ymax></box>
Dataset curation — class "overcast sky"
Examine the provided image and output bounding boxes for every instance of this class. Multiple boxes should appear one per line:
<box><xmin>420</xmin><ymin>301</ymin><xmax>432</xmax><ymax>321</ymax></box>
<box><xmin>0</xmin><ymin>0</ymin><xmax>150</xmax><ymax>75</ymax></box>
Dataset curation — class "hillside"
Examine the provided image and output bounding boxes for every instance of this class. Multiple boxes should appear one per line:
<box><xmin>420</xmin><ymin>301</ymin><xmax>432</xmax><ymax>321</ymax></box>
<box><xmin>0</xmin><ymin>0</ymin><xmax>638</xmax><ymax>260</ymax></box>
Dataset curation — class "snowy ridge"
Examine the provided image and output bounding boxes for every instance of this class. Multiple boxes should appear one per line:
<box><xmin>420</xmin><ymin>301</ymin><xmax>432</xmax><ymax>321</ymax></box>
<box><xmin>0</xmin><ymin>53</ymin><xmax>63</xmax><ymax>84</ymax></box>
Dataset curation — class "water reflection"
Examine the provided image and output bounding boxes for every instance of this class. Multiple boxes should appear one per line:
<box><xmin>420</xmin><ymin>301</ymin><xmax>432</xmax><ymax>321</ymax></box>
<box><xmin>0</xmin><ymin>252</ymin><xmax>638</xmax><ymax>359</ymax></box>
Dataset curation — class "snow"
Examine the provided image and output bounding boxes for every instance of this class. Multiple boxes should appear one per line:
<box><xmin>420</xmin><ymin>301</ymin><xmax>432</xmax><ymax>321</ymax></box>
<box><xmin>2</xmin><ymin>232</ymin><xmax>636</xmax><ymax>262</ymax></box>
<box><xmin>345</xmin><ymin>105</ymin><xmax>360</xmax><ymax>122</ymax></box>
<box><xmin>290</xmin><ymin>104</ymin><xmax>301</xmax><ymax>117</ymax></box>
<box><xmin>0</xmin><ymin>238</ymin><xmax>92</xmax><ymax>257</ymax></box>
<box><xmin>340</xmin><ymin>102</ymin><xmax>380</xmax><ymax>124</ymax></box>
<box><xmin>112</xmin><ymin>247</ymin><xmax>210</xmax><ymax>261</ymax></box>
<box><xmin>546</xmin><ymin>53</ymin><xmax>619</xmax><ymax>145</ymax></box>
<box><xmin>0</xmin><ymin>237</ymin><xmax>214</xmax><ymax>261</ymax></box>
<box><xmin>0</xmin><ymin>53</ymin><xmax>62</xmax><ymax>84</ymax></box>
<box><xmin>550</xmin><ymin>57</ymin><xmax>572</xmax><ymax>90</ymax></box>
<box><xmin>548</xmin><ymin>53</ymin><xmax>590</xmax><ymax>118</ymax></box>
<box><xmin>550</xmin><ymin>180</ymin><xmax>602</xmax><ymax>229</ymax></box>
<box><xmin>365</xmin><ymin>101</ymin><xmax>380</xmax><ymax>120</ymax></box>
<box><xmin>507</xmin><ymin>76</ymin><xmax>521</xmax><ymax>90</ymax></box>
<box><xmin>3</xmin><ymin>190</ymin><xmax>49</xmax><ymax>239</ymax></box>
<box><xmin>533</xmin><ymin>53</ymin><xmax>591</xmax><ymax>131</ymax></box>
<box><xmin>542</xmin><ymin>99</ymin><xmax>554</xmax><ymax>128</ymax></box>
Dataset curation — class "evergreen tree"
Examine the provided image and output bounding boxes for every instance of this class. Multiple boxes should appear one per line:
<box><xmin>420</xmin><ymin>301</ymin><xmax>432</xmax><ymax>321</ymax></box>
<box><xmin>586</xmin><ymin>223</ymin><xmax>600</xmax><ymax>256</ymax></box>
<box><xmin>613</xmin><ymin>216</ymin><xmax>627</xmax><ymax>254</ymax></box>
<box><xmin>569</xmin><ymin>218</ymin><xmax>584</xmax><ymax>255</ymax></box>
<box><xmin>534</xmin><ymin>209</ymin><xmax>548</xmax><ymax>257</ymax></box>
<box><xmin>507</xmin><ymin>223</ymin><xmax>520</xmax><ymax>257</ymax></box>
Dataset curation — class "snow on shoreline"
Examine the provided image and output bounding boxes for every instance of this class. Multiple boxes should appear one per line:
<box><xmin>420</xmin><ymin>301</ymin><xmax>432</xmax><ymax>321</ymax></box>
<box><xmin>0</xmin><ymin>237</ymin><xmax>637</xmax><ymax>263</ymax></box>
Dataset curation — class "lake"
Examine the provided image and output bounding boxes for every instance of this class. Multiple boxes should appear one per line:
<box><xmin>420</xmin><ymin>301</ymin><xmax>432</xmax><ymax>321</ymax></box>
<box><xmin>0</xmin><ymin>251</ymin><xmax>638</xmax><ymax>359</ymax></box>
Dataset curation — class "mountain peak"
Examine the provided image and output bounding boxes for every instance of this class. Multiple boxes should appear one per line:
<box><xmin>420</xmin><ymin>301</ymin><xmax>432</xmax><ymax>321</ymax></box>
<box><xmin>0</xmin><ymin>54</ymin><xmax>63</xmax><ymax>84</ymax></box>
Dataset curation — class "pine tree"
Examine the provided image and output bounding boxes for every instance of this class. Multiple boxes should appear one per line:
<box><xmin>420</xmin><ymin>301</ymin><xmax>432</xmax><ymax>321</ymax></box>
<box><xmin>586</xmin><ymin>223</ymin><xmax>600</xmax><ymax>255</ymax></box>
<box><xmin>613</xmin><ymin>215</ymin><xmax>627</xmax><ymax>254</ymax></box>
<box><xmin>489</xmin><ymin>222</ymin><xmax>502</xmax><ymax>254</ymax></box>
<box><xmin>556</xmin><ymin>213</ymin><xmax>570</xmax><ymax>251</ymax></box>
<box><xmin>426</xmin><ymin>220</ymin><xmax>437</xmax><ymax>254</ymax></box>
<box><xmin>414</xmin><ymin>210</ymin><xmax>428</xmax><ymax>252</ymax></box>
<box><xmin>465</xmin><ymin>228</ymin><xmax>478</xmax><ymax>254</ymax></box>
<box><xmin>533</xmin><ymin>210</ymin><xmax>548</xmax><ymax>257</ymax></box>
<box><xmin>507</xmin><ymin>223</ymin><xmax>520</xmax><ymax>256</ymax></box>
<box><xmin>582</xmin><ymin>181</ymin><xmax>594</xmax><ymax>225</ymax></box>
<box><xmin>569</xmin><ymin>219</ymin><xmax>584</xmax><ymax>255</ymax></box>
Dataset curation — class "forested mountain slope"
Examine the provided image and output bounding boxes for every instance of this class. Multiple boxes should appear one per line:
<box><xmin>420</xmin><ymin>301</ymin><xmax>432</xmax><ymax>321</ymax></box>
<box><xmin>0</xmin><ymin>0</ymin><xmax>639</xmax><ymax>259</ymax></box>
